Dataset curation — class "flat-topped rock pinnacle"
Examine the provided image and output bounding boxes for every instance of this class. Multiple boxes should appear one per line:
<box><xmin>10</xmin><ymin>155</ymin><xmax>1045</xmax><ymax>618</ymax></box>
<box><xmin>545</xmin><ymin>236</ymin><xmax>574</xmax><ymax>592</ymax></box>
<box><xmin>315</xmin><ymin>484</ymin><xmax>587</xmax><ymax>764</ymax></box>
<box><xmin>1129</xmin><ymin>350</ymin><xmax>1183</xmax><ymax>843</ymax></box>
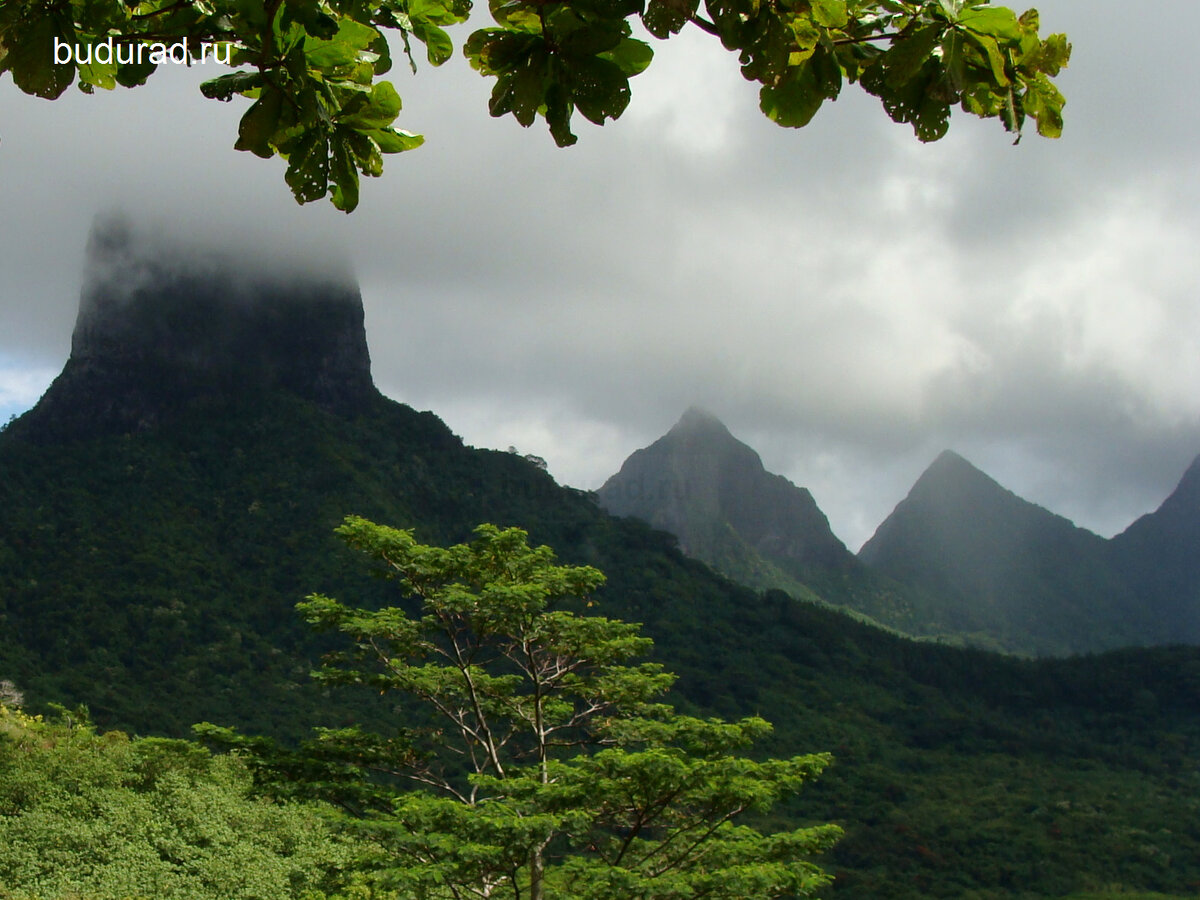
<box><xmin>20</xmin><ymin>216</ymin><xmax>376</xmax><ymax>438</ymax></box>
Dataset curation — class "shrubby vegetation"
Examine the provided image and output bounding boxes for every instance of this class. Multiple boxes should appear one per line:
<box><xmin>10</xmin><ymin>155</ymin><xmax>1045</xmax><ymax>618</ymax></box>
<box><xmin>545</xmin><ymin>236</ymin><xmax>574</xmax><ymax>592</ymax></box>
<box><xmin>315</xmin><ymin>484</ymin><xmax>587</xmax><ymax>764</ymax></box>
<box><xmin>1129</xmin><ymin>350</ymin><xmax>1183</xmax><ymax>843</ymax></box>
<box><xmin>3</xmin><ymin>394</ymin><xmax>1200</xmax><ymax>896</ymax></box>
<box><xmin>0</xmin><ymin>704</ymin><xmax>365</xmax><ymax>900</ymax></box>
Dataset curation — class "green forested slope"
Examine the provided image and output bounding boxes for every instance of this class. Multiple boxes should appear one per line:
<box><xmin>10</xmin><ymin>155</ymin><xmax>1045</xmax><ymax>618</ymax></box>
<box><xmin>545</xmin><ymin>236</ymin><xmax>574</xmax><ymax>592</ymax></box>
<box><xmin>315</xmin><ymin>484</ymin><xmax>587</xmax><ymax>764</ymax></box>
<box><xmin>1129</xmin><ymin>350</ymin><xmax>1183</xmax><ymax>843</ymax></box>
<box><xmin>2</xmin><ymin>392</ymin><xmax>1199</xmax><ymax>898</ymax></box>
<box><xmin>858</xmin><ymin>451</ymin><xmax>1148</xmax><ymax>656</ymax></box>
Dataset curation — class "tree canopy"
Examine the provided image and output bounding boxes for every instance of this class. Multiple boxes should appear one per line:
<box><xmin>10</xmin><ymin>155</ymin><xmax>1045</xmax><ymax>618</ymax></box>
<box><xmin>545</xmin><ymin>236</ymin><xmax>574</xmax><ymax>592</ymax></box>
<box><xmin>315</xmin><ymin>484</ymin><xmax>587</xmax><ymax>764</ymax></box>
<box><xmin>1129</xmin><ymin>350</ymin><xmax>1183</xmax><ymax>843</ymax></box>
<box><xmin>0</xmin><ymin>704</ymin><xmax>356</xmax><ymax>900</ymax></box>
<box><xmin>201</xmin><ymin>517</ymin><xmax>840</xmax><ymax>899</ymax></box>
<box><xmin>0</xmin><ymin>0</ymin><xmax>1070</xmax><ymax>210</ymax></box>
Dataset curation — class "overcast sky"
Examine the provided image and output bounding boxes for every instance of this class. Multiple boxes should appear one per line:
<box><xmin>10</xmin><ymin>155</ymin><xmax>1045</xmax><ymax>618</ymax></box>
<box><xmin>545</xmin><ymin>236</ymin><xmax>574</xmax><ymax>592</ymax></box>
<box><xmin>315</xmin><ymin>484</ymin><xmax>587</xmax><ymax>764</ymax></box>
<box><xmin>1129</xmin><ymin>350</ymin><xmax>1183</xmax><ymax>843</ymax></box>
<box><xmin>3</xmin><ymin>1</ymin><xmax>1199</xmax><ymax>551</ymax></box>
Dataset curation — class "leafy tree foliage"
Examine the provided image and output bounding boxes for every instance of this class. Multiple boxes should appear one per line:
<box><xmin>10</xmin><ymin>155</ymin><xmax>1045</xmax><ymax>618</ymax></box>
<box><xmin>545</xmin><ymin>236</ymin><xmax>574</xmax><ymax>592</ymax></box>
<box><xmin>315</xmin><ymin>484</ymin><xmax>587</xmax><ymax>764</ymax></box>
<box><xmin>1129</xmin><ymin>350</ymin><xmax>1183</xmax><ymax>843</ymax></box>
<box><xmin>6</xmin><ymin>390</ymin><xmax>1200</xmax><ymax>896</ymax></box>
<box><xmin>207</xmin><ymin>518</ymin><xmax>840</xmax><ymax>900</ymax></box>
<box><xmin>0</xmin><ymin>704</ymin><xmax>357</xmax><ymax>900</ymax></box>
<box><xmin>0</xmin><ymin>0</ymin><xmax>1070</xmax><ymax>209</ymax></box>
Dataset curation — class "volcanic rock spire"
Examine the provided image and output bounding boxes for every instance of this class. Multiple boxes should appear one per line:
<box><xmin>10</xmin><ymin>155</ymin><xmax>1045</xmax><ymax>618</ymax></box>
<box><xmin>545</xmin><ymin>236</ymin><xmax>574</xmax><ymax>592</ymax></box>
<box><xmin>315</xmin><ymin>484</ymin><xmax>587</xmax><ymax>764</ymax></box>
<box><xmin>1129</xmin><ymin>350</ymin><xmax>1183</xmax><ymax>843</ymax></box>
<box><xmin>20</xmin><ymin>215</ymin><xmax>376</xmax><ymax>437</ymax></box>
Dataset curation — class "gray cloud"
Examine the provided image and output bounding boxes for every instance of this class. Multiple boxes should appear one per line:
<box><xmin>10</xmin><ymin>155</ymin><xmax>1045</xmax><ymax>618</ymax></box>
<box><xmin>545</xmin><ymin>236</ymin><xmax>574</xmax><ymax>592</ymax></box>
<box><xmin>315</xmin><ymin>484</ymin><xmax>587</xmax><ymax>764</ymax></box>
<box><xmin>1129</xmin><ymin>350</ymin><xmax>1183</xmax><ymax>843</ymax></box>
<box><xmin>3</xmin><ymin>1</ymin><xmax>1199</xmax><ymax>551</ymax></box>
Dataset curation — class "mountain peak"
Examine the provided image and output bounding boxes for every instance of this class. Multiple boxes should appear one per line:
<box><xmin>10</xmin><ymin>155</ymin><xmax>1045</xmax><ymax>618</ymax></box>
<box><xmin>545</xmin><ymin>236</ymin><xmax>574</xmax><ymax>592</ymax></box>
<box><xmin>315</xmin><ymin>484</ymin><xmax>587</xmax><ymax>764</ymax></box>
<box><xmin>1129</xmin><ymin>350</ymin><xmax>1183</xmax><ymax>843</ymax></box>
<box><xmin>598</xmin><ymin>409</ymin><xmax>854</xmax><ymax>588</ymax></box>
<box><xmin>18</xmin><ymin>216</ymin><xmax>376</xmax><ymax>439</ymax></box>
<box><xmin>1175</xmin><ymin>453</ymin><xmax>1200</xmax><ymax>499</ymax></box>
<box><xmin>671</xmin><ymin>406</ymin><xmax>731</xmax><ymax>436</ymax></box>
<box><xmin>858</xmin><ymin>450</ymin><xmax>1137</xmax><ymax>655</ymax></box>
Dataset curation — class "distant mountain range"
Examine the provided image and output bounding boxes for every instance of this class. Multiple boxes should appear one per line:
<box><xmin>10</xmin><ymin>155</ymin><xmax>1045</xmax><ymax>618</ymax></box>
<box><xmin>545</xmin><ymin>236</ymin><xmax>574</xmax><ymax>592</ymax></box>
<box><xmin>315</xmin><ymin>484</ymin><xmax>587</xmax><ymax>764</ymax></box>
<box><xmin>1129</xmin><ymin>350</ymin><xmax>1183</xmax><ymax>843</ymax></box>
<box><xmin>597</xmin><ymin>407</ymin><xmax>855</xmax><ymax>599</ymax></box>
<box><xmin>4</xmin><ymin>223</ymin><xmax>1200</xmax><ymax>896</ymax></box>
<box><xmin>600</xmin><ymin>413</ymin><xmax>1200</xmax><ymax>656</ymax></box>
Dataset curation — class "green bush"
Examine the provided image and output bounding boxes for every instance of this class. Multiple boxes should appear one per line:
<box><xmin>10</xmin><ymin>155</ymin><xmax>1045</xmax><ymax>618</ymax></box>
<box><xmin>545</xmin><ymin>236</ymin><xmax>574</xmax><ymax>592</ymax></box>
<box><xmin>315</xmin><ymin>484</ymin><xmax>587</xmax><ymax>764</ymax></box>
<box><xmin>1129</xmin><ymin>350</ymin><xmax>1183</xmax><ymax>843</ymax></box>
<box><xmin>0</xmin><ymin>705</ymin><xmax>358</xmax><ymax>900</ymax></box>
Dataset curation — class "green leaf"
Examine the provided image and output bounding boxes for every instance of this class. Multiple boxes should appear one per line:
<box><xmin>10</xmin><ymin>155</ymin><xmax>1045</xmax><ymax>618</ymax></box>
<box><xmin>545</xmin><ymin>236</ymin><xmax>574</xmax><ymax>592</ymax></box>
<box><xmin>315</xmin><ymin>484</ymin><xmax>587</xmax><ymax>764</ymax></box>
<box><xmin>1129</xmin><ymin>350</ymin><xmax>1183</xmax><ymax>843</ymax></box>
<box><xmin>337</xmin><ymin>80</ymin><xmax>403</xmax><ymax>129</ymax></box>
<box><xmin>1023</xmin><ymin>73</ymin><xmax>1062</xmax><ymax>138</ymax></box>
<box><xmin>861</xmin><ymin>58</ymin><xmax>951</xmax><ymax>142</ymax></box>
<box><xmin>406</xmin><ymin>0</ymin><xmax>473</xmax><ymax>27</ymax></box>
<box><xmin>569</xmin><ymin>56</ymin><xmax>630</xmax><ymax>125</ymax></box>
<box><xmin>200</xmin><ymin>71</ymin><xmax>265</xmax><ymax>101</ymax></box>
<box><xmin>560</xmin><ymin>23</ymin><xmax>626</xmax><ymax>58</ymax></box>
<box><xmin>809</xmin><ymin>0</ymin><xmax>848</xmax><ymax>28</ymax></box>
<box><xmin>305</xmin><ymin>17</ymin><xmax>380</xmax><ymax>70</ymax></box>
<box><xmin>1025</xmin><ymin>32</ymin><xmax>1071</xmax><ymax>77</ymax></box>
<box><xmin>330</xmin><ymin>132</ymin><xmax>360</xmax><ymax>211</ymax></box>
<box><xmin>78</xmin><ymin>57</ymin><xmax>118</xmax><ymax>91</ymax></box>
<box><xmin>545</xmin><ymin>83</ymin><xmax>577</xmax><ymax>146</ymax></box>
<box><xmin>234</xmin><ymin>87</ymin><xmax>286</xmax><ymax>158</ymax></box>
<box><xmin>957</xmin><ymin>5</ymin><xmax>1022</xmax><ymax>41</ymax></box>
<box><xmin>759</xmin><ymin>62</ymin><xmax>825</xmax><ymax>128</ymax></box>
<box><xmin>284</xmin><ymin>128</ymin><xmax>332</xmax><ymax>203</ymax></box>
<box><xmin>881</xmin><ymin>23</ymin><xmax>942</xmax><ymax>90</ymax></box>
<box><xmin>2</xmin><ymin>11</ymin><xmax>75</xmax><ymax>99</ymax></box>
<box><xmin>600</xmin><ymin>37</ymin><xmax>654</xmax><ymax>77</ymax></box>
<box><xmin>642</xmin><ymin>0</ymin><xmax>698</xmax><ymax>39</ymax></box>
<box><xmin>964</xmin><ymin>30</ymin><xmax>1010</xmax><ymax>86</ymax></box>
<box><xmin>412</xmin><ymin>22</ymin><xmax>453</xmax><ymax>65</ymax></box>
<box><xmin>289</xmin><ymin>0</ymin><xmax>340</xmax><ymax>39</ymax></box>
<box><xmin>369</xmin><ymin>128</ymin><xmax>424</xmax><ymax>153</ymax></box>
<box><xmin>489</xmin><ymin>0</ymin><xmax>543</xmax><ymax>33</ymax></box>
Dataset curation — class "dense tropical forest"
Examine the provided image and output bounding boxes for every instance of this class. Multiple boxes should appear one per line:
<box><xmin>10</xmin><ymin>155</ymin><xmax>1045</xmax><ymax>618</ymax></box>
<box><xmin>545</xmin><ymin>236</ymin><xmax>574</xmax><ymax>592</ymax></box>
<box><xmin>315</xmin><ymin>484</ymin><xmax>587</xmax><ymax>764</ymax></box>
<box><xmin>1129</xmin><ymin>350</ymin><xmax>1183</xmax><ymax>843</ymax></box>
<box><xmin>2</xmin><ymin>228</ymin><xmax>1199</xmax><ymax>898</ymax></box>
<box><xmin>3</xmin><ymin>387</ymin><xmax>1199</xmax><ymax>899</ymax></box>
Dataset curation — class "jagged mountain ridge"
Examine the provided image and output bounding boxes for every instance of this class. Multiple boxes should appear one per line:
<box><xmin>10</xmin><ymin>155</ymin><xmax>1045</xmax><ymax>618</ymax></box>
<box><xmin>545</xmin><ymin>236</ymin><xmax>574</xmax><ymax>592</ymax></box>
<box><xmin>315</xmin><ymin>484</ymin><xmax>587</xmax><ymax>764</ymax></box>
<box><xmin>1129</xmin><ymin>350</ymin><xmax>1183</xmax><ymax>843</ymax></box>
<box><xmin>858</xmin><ymin>451</ymin><xmax>1141</xmax><ymax>655</ymax></box>
<box><xmin>600</xmin><ymin>416</ymin><xmax>1200</xmax><ymax>656</ymax></box>
<box><xmin>4</xmin><ymin>227</ymin><xmax>1200</xmax><ymax>897</ymax></box>
<box><xmin>598</xmin><ymin>407</ymin><xmax>854</xmax><ymax>583</ymax></box>
<box><xmin>860</xmin><ymin>449</ymin><xmax>1200</xmax><ymax>654</ymax></box>
<box><xmin>596</xmin><ymin>409</ymin><xmax>930</xmax><ymax>630</ymax></box>
<box><xmin>1108</xmin><ymin>455</ymin><xmax>1200</xmax><ymax>641</ymax></box>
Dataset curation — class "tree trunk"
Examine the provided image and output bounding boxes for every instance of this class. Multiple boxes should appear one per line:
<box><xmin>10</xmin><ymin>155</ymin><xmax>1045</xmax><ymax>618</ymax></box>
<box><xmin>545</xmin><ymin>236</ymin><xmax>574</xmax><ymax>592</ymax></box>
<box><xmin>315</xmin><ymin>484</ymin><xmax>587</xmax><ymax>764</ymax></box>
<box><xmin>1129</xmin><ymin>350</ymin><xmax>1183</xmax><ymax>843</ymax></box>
<box><xmin>530</xmin><ymin>845</ymin><xmax>545</xmax><ymax>900</ymax></box>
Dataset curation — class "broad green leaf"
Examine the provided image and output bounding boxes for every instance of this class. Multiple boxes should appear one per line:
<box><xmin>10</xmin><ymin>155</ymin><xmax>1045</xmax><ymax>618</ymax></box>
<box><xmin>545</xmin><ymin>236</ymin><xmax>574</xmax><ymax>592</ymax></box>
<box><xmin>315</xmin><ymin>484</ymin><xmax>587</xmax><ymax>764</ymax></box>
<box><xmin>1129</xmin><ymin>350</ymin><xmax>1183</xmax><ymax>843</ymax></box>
<box><xmin>306</xmin><ymin>20</ymin><xmax>381</xmax><ymax>70</ymax></box>
<box><xmin>234</xmin><ymin>87</ymin><xmax>286</xmax><ymax>158</ymax></box>
<box><xmin>560</xmin><ymin>23</ymin><xmax>626</xmax><ymax>58</ymax></box>
<box><xmin>810</xmin><ymin>0</ymin><xmax>848</xmax><ymax>28</ymax></box>
<box><xmin>642</xmin><ymin>0</ymin><xmax>698</xmax><ymax>39</ymax></box>
<box><xmin>369</xmin><ymin>127</ymin><xmax>424</xmax><ymax>153</ymax></box>
<box><xmin>545</xmin><ymin>82</ymin><xmax>577</xmax><ymax>146</ymax></box>
<box><xmin>3</xmin><ymin>12</ymin><xmax>75</xmax><ymax>99</ymax></box>
<box><xmin>759</xmin><ymin>62</ymin><xmax>824</xmax><ymax>128</ymax></box>
<box><xmin>489</xmin><ymin>0</ymin><xmax>543</xmax><ymax>33</ymax></box>
<box><xmin>861</xmin><ymin>58</ymin><xmax>951</xmax><ymax>142</ymax></box>
<box><xmin>408</xmin><ymin>0</ymin><xmax>473</xmax><ymax>27</ymax></box>
<box><xmin>1025</xmin><ymin>32</ymin><xmax>1071</xmax><ymax>76</ymax></box>
<box><xmin>284</xmin><ymin>128</ymin><xmax>332</xmax><ymax>203</ymax></box>
<box><xmin>412</xmin><ymin>22</ymin><xmax>454</xmax><ymax>65</ymax></box>
<box><xmin>569</xmin><ymin>56</ymin><xmax>630</xmax><ymax>125</ymax></box>
<box><xmin>288</xmin><ymin>0</ymin><xmax>340</xmax><ymax>39</ymax></box>
<box><xmin>369</xmin><ymin>30</ymin><xmax>393</xmax><ymax>74</ymax></box>
<box><xmin>940</xmin><ymin>27</ymin><xmax>966</xmax><ymax>96</ymax></box>
<box><xmin>881</xmin><ymin>22</ymin><xmax>941</xmax><ymax>89</ymax></box>
<box><xmin>337</xmin><ymin>80</ymin><xmax>404</xmax><ymax>129</ymax></box>
<box><xmin>1023</xmin><ymin>72</ymin><xmax>1063</xmax><ymax>138</ymax></box>
<box><xmin>329</xmin><ymin>132</ymin><xmax>360</xmax><ymax>211</ymax></box>
<box><xmin>964</xmin><ymin>30</ymin><xmax>1009</xmax><ymax>86</ymax></box>
<box><xmin>465</xmin><ymin>29</ymin><xmax>541</xmax><ymax>75</ymax></box>
<box><xmin>114</xmin><ymin>57</ymin><xmax>157</xmax><ymax>88</ymax></box>
<box><xmin>600</xmin><ymin>38</ymin><xmax>654</xmax><ymax>77</ymax></box>
<box><xmin>78</xmin><ymin>57</ymin><xmax>118</xmax><ymax>91</ymax></box>
<box><xmin>957</xmin><ymin>6</ymin><xmax>1021</xmax><ymax>42</ymax></box>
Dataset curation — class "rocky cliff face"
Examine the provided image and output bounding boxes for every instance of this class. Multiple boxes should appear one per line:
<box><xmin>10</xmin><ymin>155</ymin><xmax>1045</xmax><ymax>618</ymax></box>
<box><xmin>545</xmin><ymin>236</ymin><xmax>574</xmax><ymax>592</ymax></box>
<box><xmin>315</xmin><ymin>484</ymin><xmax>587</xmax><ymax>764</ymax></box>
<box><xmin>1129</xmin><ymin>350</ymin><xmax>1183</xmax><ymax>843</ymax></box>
<box><xmin>1110</xmin><ymin>454</ymin><xmax>1200</xmax><ymax>642</ymax></box>
<box><xmin>858</xmin><ymin>450</ymin><xmax>1143</xmax><ymax>655</ymax></box>
<box><xmin>19</xmin><ymin>216</ymin><xmax>376</xmax><ymax>438</ymax></box>
<box><xmin>598</xmin><ymin>408</ymin><xmax>855</xmax><ymax>587</ymax></box>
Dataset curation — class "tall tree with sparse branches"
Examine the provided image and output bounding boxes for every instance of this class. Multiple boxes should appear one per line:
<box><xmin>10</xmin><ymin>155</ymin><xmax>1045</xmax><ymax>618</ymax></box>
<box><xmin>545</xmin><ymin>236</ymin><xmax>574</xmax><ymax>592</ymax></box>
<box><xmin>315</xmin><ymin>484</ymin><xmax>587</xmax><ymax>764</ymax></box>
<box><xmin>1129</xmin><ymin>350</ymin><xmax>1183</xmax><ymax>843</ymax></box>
<box><xmin>212</xmin><ymin>517</ymin><xmax>840</xmax><ymax>899</ymax></box>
